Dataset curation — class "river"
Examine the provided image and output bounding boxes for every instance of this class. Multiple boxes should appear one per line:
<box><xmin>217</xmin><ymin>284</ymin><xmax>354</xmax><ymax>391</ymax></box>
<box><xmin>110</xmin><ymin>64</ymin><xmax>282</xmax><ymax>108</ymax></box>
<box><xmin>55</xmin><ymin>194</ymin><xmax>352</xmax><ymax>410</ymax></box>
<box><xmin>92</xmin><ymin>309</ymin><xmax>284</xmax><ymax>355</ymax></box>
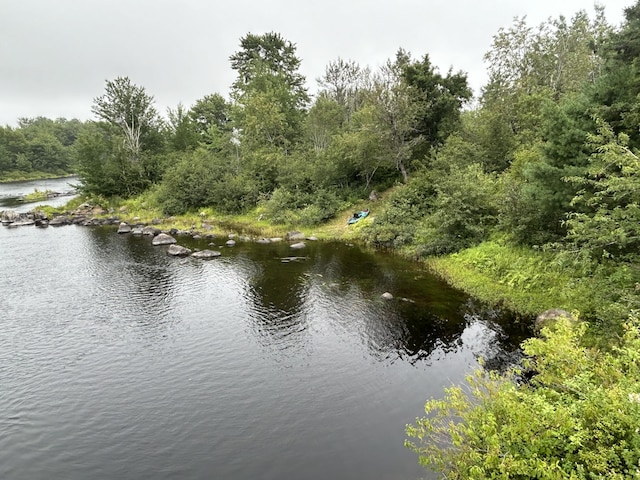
<box><xmin>0</xmin><ymin>178</ymin><xmax>530</xmax><ymax>480</ymax></box>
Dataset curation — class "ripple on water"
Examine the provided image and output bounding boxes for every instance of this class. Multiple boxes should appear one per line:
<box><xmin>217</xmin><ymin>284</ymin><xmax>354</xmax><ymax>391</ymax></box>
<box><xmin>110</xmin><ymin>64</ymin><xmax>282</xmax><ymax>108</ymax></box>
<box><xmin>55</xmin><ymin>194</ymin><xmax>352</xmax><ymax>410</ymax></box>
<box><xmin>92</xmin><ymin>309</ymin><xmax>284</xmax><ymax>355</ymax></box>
<box><xmin>0</xmin><ymin>225</ymin><xmax>527</xmax><ymax>480</ymax></box>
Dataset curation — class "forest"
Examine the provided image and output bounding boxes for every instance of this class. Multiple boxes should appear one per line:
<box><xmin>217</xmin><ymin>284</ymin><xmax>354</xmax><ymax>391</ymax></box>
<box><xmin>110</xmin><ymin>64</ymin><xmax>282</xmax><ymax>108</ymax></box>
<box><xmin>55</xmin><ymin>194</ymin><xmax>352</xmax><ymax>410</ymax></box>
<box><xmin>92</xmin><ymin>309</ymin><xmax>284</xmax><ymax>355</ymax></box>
<box><xmin>3</xmin><ymin>2</ymin><xmax>640</xmax><ymax>477</ymax></box>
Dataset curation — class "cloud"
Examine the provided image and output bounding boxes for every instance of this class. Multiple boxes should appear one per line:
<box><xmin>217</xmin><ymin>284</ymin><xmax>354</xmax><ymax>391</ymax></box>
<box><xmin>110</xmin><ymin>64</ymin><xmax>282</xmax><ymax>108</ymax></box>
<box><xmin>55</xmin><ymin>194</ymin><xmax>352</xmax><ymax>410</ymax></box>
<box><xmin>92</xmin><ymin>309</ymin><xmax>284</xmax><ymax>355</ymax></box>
<box><xmin>0</xmin><ymin>0</ymin><xmax>631</xmax><ymax>125</ymax></box>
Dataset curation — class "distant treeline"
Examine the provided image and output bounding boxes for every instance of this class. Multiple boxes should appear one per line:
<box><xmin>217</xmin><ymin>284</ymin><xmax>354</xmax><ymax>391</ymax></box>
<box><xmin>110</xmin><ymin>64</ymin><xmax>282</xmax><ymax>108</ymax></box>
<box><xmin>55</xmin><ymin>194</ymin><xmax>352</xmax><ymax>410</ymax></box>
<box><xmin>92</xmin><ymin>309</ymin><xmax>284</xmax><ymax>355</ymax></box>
<box><xmin>0</xmin><ymin>117</ymin><xmax>85</xmax><ymax>178</ymax></box>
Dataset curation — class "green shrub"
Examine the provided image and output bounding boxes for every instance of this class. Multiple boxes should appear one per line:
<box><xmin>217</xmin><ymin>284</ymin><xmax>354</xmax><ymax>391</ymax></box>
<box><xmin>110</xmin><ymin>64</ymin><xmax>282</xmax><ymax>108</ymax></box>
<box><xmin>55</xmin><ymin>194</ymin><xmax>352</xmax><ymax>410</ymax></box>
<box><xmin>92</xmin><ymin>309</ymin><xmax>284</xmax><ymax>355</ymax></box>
<box><xmin>406</xmin><ymin>316</ymin><xmax>640</xmax><ymax>479</ymax></box>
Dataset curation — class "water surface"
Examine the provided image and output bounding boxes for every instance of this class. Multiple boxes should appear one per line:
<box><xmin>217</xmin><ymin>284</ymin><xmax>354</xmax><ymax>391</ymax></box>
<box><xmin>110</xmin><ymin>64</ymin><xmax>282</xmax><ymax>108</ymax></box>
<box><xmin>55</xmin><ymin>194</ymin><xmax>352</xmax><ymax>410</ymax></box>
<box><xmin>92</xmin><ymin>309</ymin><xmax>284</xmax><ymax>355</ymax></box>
<box><xmin>0</xmin><ymin>181</ymin><xmax>529</xmax><ymax>480</ymax></box>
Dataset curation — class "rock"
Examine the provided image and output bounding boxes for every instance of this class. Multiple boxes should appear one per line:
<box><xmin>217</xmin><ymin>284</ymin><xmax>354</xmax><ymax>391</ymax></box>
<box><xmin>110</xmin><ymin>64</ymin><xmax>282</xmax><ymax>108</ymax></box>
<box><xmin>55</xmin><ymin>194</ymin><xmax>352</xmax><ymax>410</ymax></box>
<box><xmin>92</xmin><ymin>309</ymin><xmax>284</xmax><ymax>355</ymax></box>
<box><xmin>369</xmin><ymin>190</ymin><xmax>379</xmax><ymax>201</ymax></box>
<box><xmin>192</xmin><ymin>234</ymin><xmax>202</xmax><ymax>240</ymax></box>
<box><xmin>286</xmin><ymin>231</ymin><xmax>306</xmax><ymax>241</ymax></box>
<box><xmin>117</xmin><ymin>222</ymin><xmax>132</xmax><ymax>234</ymax></box>
<box><xmin>270</xmin><ymin>237</ymin><xmax>283</xmax><ymax>243</ymax></box>
<box><xmin>142</xmin><ymin>226</ymin><xmax>159</xmax><ymax>236</ymax></box>
<box><xmin>228</xmin><ymin>233</ymin><xmax>236</xmax><ymax>239</ymax></box>
<box><xmin>225</xmin><ymin>239</ymin><xmax>236</xmax><ymax>247</ymax></box>
<box><xmin>306</xmin><ymin>236</ymin><xmax>318</xmax><ymax>241</ymax></box>
<box><xmin>49</xmin><ymin>216</ymin><xmax>70</xmax><ymax>226</ymax></box>
<box><xmin>381</xmin><ymin>292</ymin><xmax>394</xmax><ymax>300</ymax></box>
<box><xmin>10</xmin><ymin>219</ymin><xmax>35</xmax><ymax>227</ymax></box>
<box><xmin>256</xmin><ymin>238</ymin><xmax>271</xmax><ymax>244</ymax></box>
<box><xmin>535</xmin><ymin>308</ymin><xmax>575</xmax><ymax>333</ymax></box>
<box><xmin>290</xmin><ymin>242</ymin><xmax>306</xmax><ymax>249</ymax></box>
<box><xmin>192</xmin><ymin>249</ymin><xmax>221</xmax><ymax>259</ymax></box>
<box><xmin>35</xmin><ymin>219</ymin><xmax>49</xmax><ymax>228</ymax></box>
<box><xmin>152</xmin><ymin>233</ymin><xmax>177</xmax><ymax>246</ymax></box>
<box><xmin>1</xmin><ymin>210</ymin><xmax>19</xmax><ymax>225</ymax></box>
<box><xmin>167</xmin><ymin>244</ymin><xmax>192</xmax><ymax>257</ymax></box>
<box><xmin>131</xmin><ymin>227</ymin><xmax>144</xmax><ymax>235</ymax></box>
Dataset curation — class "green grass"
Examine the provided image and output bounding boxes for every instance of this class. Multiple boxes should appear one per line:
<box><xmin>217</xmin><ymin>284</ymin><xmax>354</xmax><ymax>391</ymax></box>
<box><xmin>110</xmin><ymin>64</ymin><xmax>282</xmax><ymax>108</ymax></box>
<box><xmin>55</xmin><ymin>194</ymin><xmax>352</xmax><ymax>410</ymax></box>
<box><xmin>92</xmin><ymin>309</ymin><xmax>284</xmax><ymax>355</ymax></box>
<box><xmin>0</xmin><ymin>171</ymin><xmax>75</xmax><ymax>183</ymax></box>
<box><xmin>22</xmin><ymin>188</ymin><xmax>53</xmax><ymax>202</ymax></box>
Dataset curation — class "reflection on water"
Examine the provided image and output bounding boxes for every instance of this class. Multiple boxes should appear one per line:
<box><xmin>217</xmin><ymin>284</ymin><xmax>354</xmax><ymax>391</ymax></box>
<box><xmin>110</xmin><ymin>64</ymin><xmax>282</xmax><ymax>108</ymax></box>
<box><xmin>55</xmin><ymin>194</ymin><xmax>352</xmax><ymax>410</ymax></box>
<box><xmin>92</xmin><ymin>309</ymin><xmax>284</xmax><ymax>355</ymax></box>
<box><xmin>0</xmin><ymin>223</ymin><xmax>531</xmax><ymax>480</ymax></box>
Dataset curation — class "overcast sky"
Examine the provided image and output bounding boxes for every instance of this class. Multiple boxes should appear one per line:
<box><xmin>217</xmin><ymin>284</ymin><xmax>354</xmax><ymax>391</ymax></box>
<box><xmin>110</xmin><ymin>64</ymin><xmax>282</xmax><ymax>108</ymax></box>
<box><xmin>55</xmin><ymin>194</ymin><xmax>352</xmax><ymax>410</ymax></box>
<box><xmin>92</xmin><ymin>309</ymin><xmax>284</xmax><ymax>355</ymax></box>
<box><xmin>0</xmin><ymin>0</ymin><xmax>633</xmax><ymax>126</ymax></box>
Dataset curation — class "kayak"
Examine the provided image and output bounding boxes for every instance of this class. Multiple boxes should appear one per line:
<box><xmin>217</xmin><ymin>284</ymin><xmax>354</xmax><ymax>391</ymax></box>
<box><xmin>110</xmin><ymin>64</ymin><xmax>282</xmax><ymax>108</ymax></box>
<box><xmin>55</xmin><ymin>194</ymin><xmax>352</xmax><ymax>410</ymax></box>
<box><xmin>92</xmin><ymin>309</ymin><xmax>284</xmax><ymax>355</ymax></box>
<box><xmin>348</xmin><ymin>209</ymin><xmax>369</xmax><ymax>225</ymax></box>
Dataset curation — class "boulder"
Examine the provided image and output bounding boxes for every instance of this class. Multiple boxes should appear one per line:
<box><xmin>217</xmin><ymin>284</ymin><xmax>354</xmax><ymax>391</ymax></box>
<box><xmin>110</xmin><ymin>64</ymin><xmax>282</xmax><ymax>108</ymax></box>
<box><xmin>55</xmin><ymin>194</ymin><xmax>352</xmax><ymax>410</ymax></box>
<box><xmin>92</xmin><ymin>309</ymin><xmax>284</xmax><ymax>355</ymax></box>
<box><xmin>1</xmin><ymin>210</ymin><xmax>19</xmax><ymax>225</ymax></box>
<box><xmin>117</xmin><ymin>222</ymin><xmax>132</xmax><ymax>234</ymax></box>
<box><xmin>381</xmin><ymin>292</ymin><xmax>394</xmax><ymax>300</ymax></box>
<box><xmin>142</xmin><ymin>226</ymin><xmax>160</xmax><ymax>236</ymax></box>
<box><xmin>167</xmin><ymin>244</ymin><xmax>192</xmax><ymax>256</ymax></box>
<box><xmin>192</xmin><ymin>249</ymin><xmax>222</xmax><ymax>259</ymax></box>
<box><xmin>535</xmin><ymin>308</ymin><xmax>575</xmax><ymax>333</ymax></box>
<box><xmin>152</xmin><ymin>233</ymin><xmax>177</xmax><ymax>246</ymax></box>
<box><xmin>225</xmin><ymin>239</ymin><xmax>236</xmax><ymax>247</ymax></box>
<box><xmin>290</xmin><ymin>242</ymin><xmax>306</xmax><ymax>250</ymax></box>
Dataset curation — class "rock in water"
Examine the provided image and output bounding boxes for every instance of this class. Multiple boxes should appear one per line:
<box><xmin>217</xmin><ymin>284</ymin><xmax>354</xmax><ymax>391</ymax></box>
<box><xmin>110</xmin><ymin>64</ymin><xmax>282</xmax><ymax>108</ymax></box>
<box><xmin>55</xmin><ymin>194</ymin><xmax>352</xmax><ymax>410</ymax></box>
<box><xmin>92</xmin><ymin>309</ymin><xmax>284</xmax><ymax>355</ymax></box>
<box><xmin>167</xmin><ymin>244</ymin><xmax>192</xmax><ymax>256</ymax></box>
<box><xmin>152</xmin><ymin>233</ymin><xmax>177</xmax><ymax>245</ymax></box>
<box><xmin>192</xmin><ymin>249</ymin><xmax>221</xmax><ymax>259</ymax></box>
<box><xmin>117</xmin><ymin>222</ymin><xmax>132</xmax><ymax>234</ymax></box>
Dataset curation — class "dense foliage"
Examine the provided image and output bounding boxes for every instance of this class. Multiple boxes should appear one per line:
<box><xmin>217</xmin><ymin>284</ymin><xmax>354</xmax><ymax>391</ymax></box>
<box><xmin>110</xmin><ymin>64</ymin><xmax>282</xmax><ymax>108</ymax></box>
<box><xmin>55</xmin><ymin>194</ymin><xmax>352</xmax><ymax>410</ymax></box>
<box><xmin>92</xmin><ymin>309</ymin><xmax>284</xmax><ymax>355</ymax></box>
<box><xmin>0</xmin><ymin>117</ymin><xmax>83</xmax><ymax>179</ymax></box>
<box><xmin>406</xmin><ymin>316</ymin><xmax>640</xmax><ymax>478</ymax></box>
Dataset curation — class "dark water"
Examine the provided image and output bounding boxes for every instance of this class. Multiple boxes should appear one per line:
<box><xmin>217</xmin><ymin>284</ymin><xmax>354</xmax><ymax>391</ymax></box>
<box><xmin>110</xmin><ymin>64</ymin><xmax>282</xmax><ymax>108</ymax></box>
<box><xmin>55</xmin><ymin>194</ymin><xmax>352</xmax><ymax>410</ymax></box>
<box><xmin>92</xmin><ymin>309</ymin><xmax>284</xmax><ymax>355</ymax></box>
<box><xmin>0</xmin><ymin>176</ymin><xmax>78</xmax><ymax>212</ymax></box>
<box><xmin>0</xmin><ymin>181</ymin><xmax>530</xmax><ymax>480</ymax></box>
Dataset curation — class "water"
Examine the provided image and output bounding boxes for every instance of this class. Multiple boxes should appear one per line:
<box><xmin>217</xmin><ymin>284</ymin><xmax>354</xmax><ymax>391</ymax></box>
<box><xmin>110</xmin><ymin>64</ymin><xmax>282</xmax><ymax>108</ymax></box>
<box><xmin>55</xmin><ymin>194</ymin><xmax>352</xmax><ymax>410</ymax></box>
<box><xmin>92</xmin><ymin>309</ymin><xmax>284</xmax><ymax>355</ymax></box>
<box><xmin>0</xmin><ymin>179</ymin><xmax>530</xmax><ymax>480</ymax></box>
<box><xmin>0</xmin><ymin>176</ymin><xmax>78</xmax><ymax>212</ymax></box>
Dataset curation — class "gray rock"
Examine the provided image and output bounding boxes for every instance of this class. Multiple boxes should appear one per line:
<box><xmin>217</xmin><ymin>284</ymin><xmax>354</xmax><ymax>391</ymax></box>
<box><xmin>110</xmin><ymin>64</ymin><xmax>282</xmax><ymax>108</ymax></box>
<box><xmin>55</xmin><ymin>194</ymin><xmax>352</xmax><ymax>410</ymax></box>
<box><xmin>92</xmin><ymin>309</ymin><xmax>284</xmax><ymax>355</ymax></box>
<box><xmin>167</xmin><ymin>244</ymin><xmax>192</xmax><ymax>256</ymax></box>
<box><xmin>142</xmin><ymin>226</ymin><xmax>159</xmax><ymax>236</ymax></box>
<box><xmin>286</xmin><ymin>231</ymin><xmax>306</xmax><ymax>241</ymax></box>
<box><xmin>192</xmin><ymin>249</ymin><xmax>221</xmax><ymax>259</ymax></box>
<box><xmin>256</xmin><ymin>238</ymin><xmax>271</xmax><ymax>244</ymax></box>
<box><xmin>152</xmin><ymin>233</ymin><xmax>177</xmax><ymax>246</ymax></box>
<box><xmin>1</xmin><ymin>210</ymin><xmax>19</xmax><ymax>224</ymax></box>
<box><xmin>117</xmin><ymin>222</ymin><xmax>132</xmax><ymax>234</ymax></box>
<box><xmin>306</xmin><ymin>236</ymin><xmax>318</xmax><ymax>241</ymax></box>
<box><xmin>535</xmin><ymin>308</ymin><xmax>576</xmax><ymax>334</ymax></box>
<box><xmin>131</xmin><ymin>227</ymin><xmax>144</xmax><ymax>235</ymax></box>
<box><xmin>290</xmin><ymin>242</ymin><xmax>306</xmax><ymax>249</ymax></box>
<box><xmin>381</xmin><ymin>292</ymin><xmax>394</xmax><ymax>300</ymax></box>
<box><xmin>270</xmin><ymin>237</ymin><xmax>283</xmax><ymax>243</ymax></box>
<box><xmin>225</xmin><ymin>239</ymin><xmax>236</xmax><ymax>247</ymax></box>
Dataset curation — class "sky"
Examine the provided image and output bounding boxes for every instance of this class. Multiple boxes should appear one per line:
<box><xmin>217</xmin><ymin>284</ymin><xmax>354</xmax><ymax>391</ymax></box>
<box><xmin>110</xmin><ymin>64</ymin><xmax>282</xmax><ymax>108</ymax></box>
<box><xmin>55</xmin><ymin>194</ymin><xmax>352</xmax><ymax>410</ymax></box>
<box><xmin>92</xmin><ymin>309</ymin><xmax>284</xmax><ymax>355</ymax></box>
<box><xmin>0</xmin><ymin>0</ymin><xmax>634</xmax><ymax>126</ymax></box>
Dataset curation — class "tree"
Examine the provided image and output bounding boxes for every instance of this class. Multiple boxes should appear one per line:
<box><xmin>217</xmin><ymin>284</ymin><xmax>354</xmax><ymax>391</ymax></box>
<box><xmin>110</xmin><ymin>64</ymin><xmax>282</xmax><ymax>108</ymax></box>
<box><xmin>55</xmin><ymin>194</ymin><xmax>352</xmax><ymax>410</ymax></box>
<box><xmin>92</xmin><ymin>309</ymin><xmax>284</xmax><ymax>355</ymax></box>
<box><xmin>166</xmin><ymin>103</ymin><xmax>198</xmax><ymax>152</ymax></box>
<box><xmin>229</xmin><ymin>32</ymin><xmax>309</xmax><ymax>152</ymax></box>
<box><xmin>370</xmin><ymin>50</ymin><xmax>423</xmax><ymax>182</ymax></box>
<box><xmin>402</xmin><ymin>52</ymin><xmax>472</xmax><ymax>157</ymax></box>
<box><xmin>317</xmin><ymin>58</ymin><xmax>371</xmax><ymax>125</ymax></box>
<box><xmin>91</xmin><ymin>77</ymin><xmax>161</xmax><ymax>159</ymax></box>
<box><xmin>188</xmin><ymin>93</ymin><xmax>231</xmax><ymax>138</ymax></box>
<box><xmin>565</xmin><ymin>119</ymin><xmax>640</xmax><ymax>260</ymax></box>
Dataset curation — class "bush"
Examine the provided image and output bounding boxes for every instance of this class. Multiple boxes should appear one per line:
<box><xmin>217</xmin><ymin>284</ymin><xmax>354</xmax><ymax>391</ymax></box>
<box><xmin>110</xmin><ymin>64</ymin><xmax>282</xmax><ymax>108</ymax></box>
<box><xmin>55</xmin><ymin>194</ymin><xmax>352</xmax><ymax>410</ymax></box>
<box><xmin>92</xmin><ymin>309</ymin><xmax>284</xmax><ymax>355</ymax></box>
<box><xmin>406</xmin><ymin>316</ymin><xmax>640</xmax><ymax>479</ymax></box>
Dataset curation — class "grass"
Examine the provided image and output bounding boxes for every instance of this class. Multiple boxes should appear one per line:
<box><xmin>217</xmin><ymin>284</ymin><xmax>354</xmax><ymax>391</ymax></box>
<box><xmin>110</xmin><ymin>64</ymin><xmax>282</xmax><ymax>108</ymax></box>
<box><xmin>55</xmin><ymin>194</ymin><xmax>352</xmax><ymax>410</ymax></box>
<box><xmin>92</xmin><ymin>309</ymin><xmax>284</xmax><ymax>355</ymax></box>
<box><xmin>0</xmin><ymin>171</ymin><xmax>75</xmax><ymax>183</ymax></box>
<box><xmin>22</xmin><ymin>188</ymin><xmax>53</xmax><ymax>203</ymax></box>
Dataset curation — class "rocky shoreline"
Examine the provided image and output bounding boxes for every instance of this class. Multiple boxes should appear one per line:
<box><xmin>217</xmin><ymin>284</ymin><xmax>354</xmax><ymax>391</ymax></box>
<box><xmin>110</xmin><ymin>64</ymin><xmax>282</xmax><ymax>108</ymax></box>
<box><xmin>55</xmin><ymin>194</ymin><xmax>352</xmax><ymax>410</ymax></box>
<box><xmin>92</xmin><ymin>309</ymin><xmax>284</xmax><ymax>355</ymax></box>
<box><xmin>0</xmin><ymin>203</ymin><xmax>317</xmax><ymax>259</ymax></box>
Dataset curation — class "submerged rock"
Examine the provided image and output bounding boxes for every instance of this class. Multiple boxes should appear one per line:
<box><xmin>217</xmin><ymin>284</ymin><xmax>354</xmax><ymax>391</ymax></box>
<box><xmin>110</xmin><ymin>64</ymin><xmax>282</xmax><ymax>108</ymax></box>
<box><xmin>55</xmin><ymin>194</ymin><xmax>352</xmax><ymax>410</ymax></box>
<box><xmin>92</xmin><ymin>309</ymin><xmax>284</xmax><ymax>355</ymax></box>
<box><xmin>192</xmin><ymin>249</ymin><xmax>221</xmax><ymax>259</ymax></box>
